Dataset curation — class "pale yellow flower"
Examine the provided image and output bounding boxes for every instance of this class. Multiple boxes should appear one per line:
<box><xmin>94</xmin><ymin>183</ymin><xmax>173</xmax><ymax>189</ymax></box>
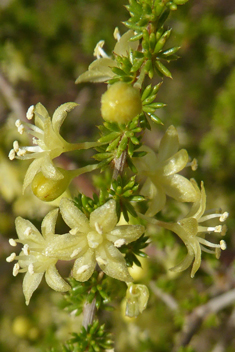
<box><xmin>9</xmin><ymin>102</ymin><xmax>99</xmax><ymax>192</ymax></box>
<box><xmin>134</xmin><ymin>125</ymin><xmax>199</xmax><ymax>216</ymax></box>
<box><xmin>75</xmin><ymin>30</ymin><xmax>138</xmax><ymax>84</ymax></box>
<box><xmin>157</xmin><ymin>179</ymin><xmax>228</xmax><ymax>277</ymax></box>
<box><xmin>57</xmin><ymin>198</ymin><xmax>145</xmax><ymax>282</ymax></box>
<box><xmin>7</xmin><ymin>209</ymin><xmax>70</xmax><ymax>305</ymax></box>
<box><xmin>125</xmin><ymin>283</ymin><xmax>149</xmax><ymax>318</ymax></box>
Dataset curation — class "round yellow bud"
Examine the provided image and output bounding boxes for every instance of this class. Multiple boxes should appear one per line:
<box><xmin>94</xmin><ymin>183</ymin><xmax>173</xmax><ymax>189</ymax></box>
<box><xmin>12</xmin><ymin>316</ymin><xmax>31</xmax><ymax>338</ymax></box>
<box><xmin>101</xmin><ymin>81</ymin><xmax>142</xmax><ymax>124</ymax></box>
<box><xmin>31</xmin><ymin>169</ymin><xmax>70</xmax><ymax>202</ymax></box>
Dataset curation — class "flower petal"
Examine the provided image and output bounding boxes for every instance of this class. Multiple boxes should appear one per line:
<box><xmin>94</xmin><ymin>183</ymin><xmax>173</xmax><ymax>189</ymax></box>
<box><xmin>52</xmin><ymin>102</ymin><xmax>78</xmax><ymax>134</ymax></box>
<box><xmin>185</xmin><ymin>180</ymin><xmax>205</xmax><ymax>219</ymax></box>
<box><xmin>41</xmin><ymin>155</ymin><xmax>64</xmax><ymax>180</ymax></box>
<box><xmin>44</xmin><ymin>233</ymin><xmax>88</xmax><ymax>260</ymax></box>
<box><xmin>60</xmin><ymin>198</ymin><xmax>90</xmax><ymax>233</ymax></box>
<box><xmin>141</xmin><ymin>178</ymin><xmax>166</xmax><ymax>216</ymax></box>
<box><xmin>107</xmin><ymin>224</ymin><xmax>144</xmax><ymax>245</ymax></box>
<box><xmin>90</xmin><ymin>199</ymin><xmax>117</xmax><ymax>233</ymax></box>
<box><xmin>162</xmin><ymin>174</ymin><xmax>198</xmax><ymax>203</ymax></box>
<box><xmin>34</xmin><ymin>102</ymin><xmax>49</xmax><ymax>129</ymax></box>
<box><xmin>41</xmin><ymin>208</ymin><xmax>59</xmax><ymax>239</ymax></box>
<box><xmin>170</xmin><ymin>252</ymin><xmax>194</xmax><ymax>274</ymax></box>
<box><xmin>23</xmin><ymin>271</ymin><xmax>44</xmax><ymax>305</ymax></box>
<box><xmin>161</xmin><ymin>149</ymin><xmax>189</xmax><ymax>176</ymax></box>
<box><xmin>15</xmin><ymin>216</ymin><xmax>43</xmax><ymax>243</ymax></box>
<box><xmin>45</xmin><ymin>265</ymin><xmax>70</xmax><ymax>292</ymax></box>
<box><xmin>157</xmin><ymin>125</ymin><xmax>179</xmax><ymax>163</ymax></box>
<box><xmin>23</xmin><ymin>157</ymin><xmax>43</xmax><ymax>193</ymax></box>
<box><xmin>76</xmin><ymin>58</ymin><xmax>116</xmax><ymax>83</ymax></box>
<box><xmin>113</xmin><ymin>30</ymin><xmax>138</xmax><ymax>56</ymax></box>
<box><xmin>95</xmin><ymin>241</ymin><xmax>133</xmax><ymax>282</ymax></box>
<box><xmin>72</xmin><ymin>248</ymin><xmax>96</xmax><ymax>282</ymax></box>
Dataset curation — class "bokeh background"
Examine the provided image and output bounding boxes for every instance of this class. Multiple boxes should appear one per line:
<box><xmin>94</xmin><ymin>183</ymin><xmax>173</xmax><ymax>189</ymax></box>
<box><xmin>1</xmin><ymin>0</ymin><xmax>235</xmax><ymax>351</ymax></box>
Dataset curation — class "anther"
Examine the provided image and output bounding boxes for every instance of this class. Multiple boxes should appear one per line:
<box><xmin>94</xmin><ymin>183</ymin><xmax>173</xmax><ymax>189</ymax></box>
<box><xmin>113</xmin><ymin>27</ymin><xmax>121</xmax><ymax>41</ymax></box>
<box><xmin>13</xmin><ymin>263</ymin><xmax>20</xmax><ymax>276</ymax></box>
<box><xmin>220</xmin><ymin>240</ymin><xmax>226</xmax><ymax>250</ymax></box>
<box><xmin>15</xmin><ymin>119</ymin><xmax>22</xmax><ymax>128</ymax></box>
<box><xmin>23</xmin><ymin>244</ymin><xmax>30</xmax><ymax>255</ymax></box>
<box><xmin>24</xmin><ymin>227</ymin><xmax>32</xmax><ymax>236</ymax></box>
<box><xmin>8</xmin><ymin>149</ymin><xmax>15</xmax><ymax>160</ymax></box>
<box><xmin>69</xmin><ymin>228</ymin><xmax>78</xmax><ymax>235</ymax></box>
<box><xmin>6</xmin><ymin>253</ymin><xmax>16</xmax><ymax>262</ymax></box>
<box><xmin>13</xmin><ymin>140</ymin><xmax>19</xmax><ymax>152</ymax></box>
<box><xmin>18</xmin><ymin>125</ymin><xmax>25</xmax><ymax>134</ymax></box>
<box><xmin>26</xmin><ymin>105</ymin><xmax>35</xmax><ymax>120</ymax></box>
<box><xmin>114</xmin><ymin>239</ymin><xmax>126</xmax><ymax>248</ymax></box>
<box><xmin>9</xmin><ymin>238</ymin><xmax>17</xmax><ymax>246</ymax></box>
<box><xmin>70</xmin><ymin>248</ymin><xmax>82</xmax><ymax>258</ymax></box>
<box><xmin>96</xmin><ymin>256</ymin><xmax>107</xmax><ymax>266</ymax></box>
<box><xmin>76</xmin><ymin>265</ymin><xmax>89</xmax><ymax>274</ymax></box>
<box><xmin>94</xmin><ymin>222</ymin><xmax>103</xmax><ymax>235</ymax></box>
<box><xmin>28</xmin><ymin>263</ymin><xmax>34</xmax><ymax>275</ymax></box>
<box><xmin>220</xmin><ymin>212</ymin><xmax>229</xmax><ymax>222</ymax></box>
<box><xmin>17</xmin><ymin>148</ymin><xmax>27</xmax><ymax>156</ymax></box>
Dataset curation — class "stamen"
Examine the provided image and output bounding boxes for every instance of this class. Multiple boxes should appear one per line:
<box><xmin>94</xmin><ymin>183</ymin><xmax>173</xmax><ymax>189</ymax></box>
<box><xmin>113</xmin><ymin>27</ymin><xmax>121</xmax><ymax>41</ymax></box>
<box><xmin>24</xmin><ymin>227</ymin><xmax>32</xmax><ymax>236</ymax></box>
<box><xmin>26</xmin><ymin>105</ymin><xmax>35</xmax><ymax>120</ymax></box>
<box><xmin>8</xmin><ymin>149</ymin><xmax>15</xmax><ymax>160</ymax></box>
<box><xmin>15</xmin><ymin>119</ymin><xmax>22</xmax><ymax>128</ymax></box>
<box><xmin>69</xmin><ymin>228</ymin><xmax>79</xmax><ymax>235</ymax></box>
<box><xmin>93</xmin><ymin>40</ymin><xmax>109</xmax><ymax>59</ymax></box>
<box><xmin>17</xmin><ymin>148</ymin><xmax>27</xmax><ymax>156</ymax></box>
<box><xmin>96</xmin><ymin>256</ymin><xmax>107</xmax><ymax>266</ymax></box>
<box><xmin>13</xmin><ymin>140</ymin><xmax>19</xmax><ymax>152</ymax></box>
<box><xmin>197</xmin><ymin>237</ymin><xmax>221</xmax><ymax>248</ymax></box>
<box><xmin>214</xmin><ymin>225</ymin><xmax>222</xmax><ymax>233</ymax></box>
<box><xmin>187</xmin><ymin>158</ymin><xmax>198</xmax><ymax>171</ymax></box>
<box><xmin>70</xmin><ymin>248</ymin><xmax>82</xmax><ymax>258</ymax></box>
<box><xmin>23</xmin><ymin>244</ymin><xmax>30</xmax><ymax>255</ymax></box>
<box><xmin>6</xmin><ymin>253</ymin><xmax>16</xmax><ymax>262</ymax></box>
<box><xmin>221</xmin><ymin>225</ymin><xmax>227</xmax><ymax>236</ymax></box>
<box><xmin>18</xmin><ymin>125</ymin><xmax>25</xmax><ymax>134</ymax></box>
<box><xmin>76</xmin><ymin>265</ymin><xmax>89</xmax><ymax>274</ymax></box>
<box><xmin>220</xmin><ymin>212</ymin><xmax>229</xmax><ymax>222</ymax></box>
<box><xmin>114</xmin><ymin>239</ymin><xmax>126</xmax><ymax>248</ymax></box>
<box><xmin>28</xmin><ymin>263</ymin><xmax>34</xmax><ymax>275</ymax></box>
<box><xmin>220</xmin><ymin>240</ymin><xmax>226</xmax><ymax>250</ymax></box>
<box><xmin>94</xmin><ymin>222</ymin><xmax>103</xmax><ymax>235</ymax></box>
<box><xmin>9</xmin><ymin>238</ymin><xmax>17</xmax><ymax>246</ymax></box>
<box><xmin>13</xmin><ymin>263</ymin><xmax>20</xmax><ymax>276</ymax></box>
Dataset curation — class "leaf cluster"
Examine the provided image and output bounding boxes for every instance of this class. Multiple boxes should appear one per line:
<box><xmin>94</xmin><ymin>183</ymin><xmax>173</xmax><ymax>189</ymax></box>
<box><xmin>110</xmin><ymin>174</ymin><xmax>145</xmax><ymax>222</ymax></box>
<box><xmin>63</xmin><ymin>321</ymin><xmax>113</xmax><ymax>352</ymax></box>
<box><xmin>60</xmin><ymin>272</ymin><xmax>113</xmax><ymax>316</ymax></box>
<box><xmin>120</xmin><ymin>234</ymin><xmax>149</xmax><ymax>267</ymax></box>
<box><xmin>94</xmin><ymin>115</ymin><xmax>145</xmax><ymax>171</ymax></box>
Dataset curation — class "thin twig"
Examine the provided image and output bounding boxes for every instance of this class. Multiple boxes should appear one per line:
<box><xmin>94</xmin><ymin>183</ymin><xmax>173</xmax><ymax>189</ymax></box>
<box><xmin>173</xmin><ymin>288</ymin><xmax>235</xmax><ymax>351</ymax></box>
<box><xmin>0</xmin><ymin>71</ymin><xmax>26</xmax><ymax>121</ymax></box>
<box><xmin>82</xmin><ymin>298</ymin><xmax>97</xmax><ymax>329</ymax></box>
<box><xmin>149</xmin><ymin>281</ymin><xmax>179</xmax><ymax>311</ymax></box>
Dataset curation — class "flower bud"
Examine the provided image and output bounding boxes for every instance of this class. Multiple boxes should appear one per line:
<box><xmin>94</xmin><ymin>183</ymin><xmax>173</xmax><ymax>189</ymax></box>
<box><xmin>101</xmin><ymin>82</ymin><xmax>142</xmax><ymax>124</ymax></box>
<box><xmin>125</xmin><ymin>283</ymin><xmax>149</xmax><ymax>318</ymax></box>
<box><xmin>31</xmin><ymin>169</ymin><xmax>70</xmax><ymax>202</ymax></box>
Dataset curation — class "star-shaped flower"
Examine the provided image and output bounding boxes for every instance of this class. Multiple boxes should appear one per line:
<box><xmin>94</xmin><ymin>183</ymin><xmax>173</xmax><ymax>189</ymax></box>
<box><xmin>9</xmin><ymin>102</ymin><xmax>99</xmax><ymax>192</ymax></box>
<box><xmin>157</xmin><ymin>179</ymin><xmax>228</xmax><ymax>277</ymax></box>
<box><xmin>7</xmin><ymin>209</ymin><xmax>70</xmax><ymax>305</ymax></box>
<box><xmin>75</xmin><ymin>29</ymin><xmax>138</xmax><ymax>84</ymax></box>
<box><xmin>56</xmin><ymin>198</ymin><xmax>145</xmax><ymax>282</ymax></box>
<box><xmin>134</xmin><ymin>125</ymin><xmax>199</xmax><ymax>216</ymax></box>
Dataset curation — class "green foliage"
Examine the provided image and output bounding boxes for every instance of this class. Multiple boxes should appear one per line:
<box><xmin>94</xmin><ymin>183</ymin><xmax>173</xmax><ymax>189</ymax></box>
<box><xmin>120</xmin><ymin>234</ymin><xmax>149</xmax><ymax>267</ymax></box>
<box><xmin>60</xmin><ymin>272</ymin><xmax>113</xmax><ymax>316</ymax></box>
<box><xmin>63</xmin><ymin>321</ymin><xmax>113</xmax><ymax>352</ymax></box>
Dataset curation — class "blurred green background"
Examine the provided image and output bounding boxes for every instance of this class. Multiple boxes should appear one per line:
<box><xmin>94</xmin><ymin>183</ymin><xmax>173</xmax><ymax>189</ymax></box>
<box><xmin>0</xmin><ymin>0</ymin><xmax>235</xmax><ymax>351</ymax></box>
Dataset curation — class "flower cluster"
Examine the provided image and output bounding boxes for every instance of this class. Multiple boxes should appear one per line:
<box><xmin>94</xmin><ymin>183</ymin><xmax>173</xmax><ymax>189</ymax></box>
<box><xmin>8</xmin><ymin>102</ymin><xmax>99</xmax><ymax>194</ymax></box>
<box><xmin>7</xmin><ymin>199</ymin><xmax>145</xmax><ymax>304</ymax></box>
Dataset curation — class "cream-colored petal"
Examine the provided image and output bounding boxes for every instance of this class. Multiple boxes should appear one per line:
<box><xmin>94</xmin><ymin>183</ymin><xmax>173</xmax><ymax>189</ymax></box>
<box><xmin>23</xmin><ymin>157</ymin><xmax>43</xmax><ymax>193</ymax></box>
<box><xmin>45</xmin><ymin>265</ymin><xmax>70</xmax><ymax>292</ymax></box>
<box><xmin>141</xmin><ymin>178</ymin><xmax>166</xmax><ymax>216</ymax></box>
<box><xmin>157</xmin><ymin>125</ymin><xmax>179</xmax><ymax>163</ymax></box>
<box><xmin>23</xmin><ymin>271</ymin><xmax>44</xmax><ymax>305</ymax></box>
<box><xmin>72</xmin><ymin>248</ymin><xmax>96</xmax><ymax>282</ymax></box>
<box><xmin>95</xmin><ymin>241</ymin><xmax>133</xmax><ymax>282</ymax></box>
<box><xmin>90</xmin><ymin>199</ymin><xmax>117</xmax><ymax>233</ymax></box>
<box><xmin>44</xmin><ymin>233</ymin><xmax>88</xmax><ymax>260</ymax></box>
<box><xmin>170</xmin><ymin>252</ymin><xmax>194</xmax><ymax>274</ymax></box>
<box><xmin>41</xmin><ymin>155</ymin><xmax>64</xmax><ymax>180</ymax></box>
<box><xmin>34</xmin><ymin>102</ymin><xmax>49</xmax><ymax>129</ymax></box>
<box><xmin>190</xmin><ymin>240</ymin><xmax>202</xmax><ymax>278</ymax></box>
<box><xmin>107</xmin><ymin>224</ymin><xmax>144</xmax><ymax>244</ymax></box>
<box><xmin>185</xmin><ymin>180</ymin><xmax>205</xmax><ymax>220</ymax></box>
<box><xmin>60</xmin><ymin>198</ymin><xmax>90</xmax><ymax>233</ymax></box>
<box><xmin>76</xmin><ymin>58</ymin><xmax>116</xmax><ymax>83</ymax></box>
<box><xmin>52</xmin><ymin>102</ymin><xmax>78</xmax><ymax>134</ymax></box>
<box><xmin>162</xmin><ymin>174</ymin><xmax>198</xmax><ymax>203</ymax></box>
<box><xmin>41</xmin><ymin>208</ymin><xmax>59</xmax><ymax>239</ymax></box>
<box><xmin>160</xmin><ymin>149</ymin><xmax>189</xmax><ymax>176</ymax></box>
<box><xmin>113</xmin><ymin>30</ymin><xmax>138</xmax><ymax>56</ymax></box>
<box><xmin>134</xmin><ymin>146</ymin><xmax>158</xmax><ymax>175</ymax></box>
<box><xmin>15</xmin><ymin>216</ymin><xmax>43</xmax><ymax>243</ymax></box>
